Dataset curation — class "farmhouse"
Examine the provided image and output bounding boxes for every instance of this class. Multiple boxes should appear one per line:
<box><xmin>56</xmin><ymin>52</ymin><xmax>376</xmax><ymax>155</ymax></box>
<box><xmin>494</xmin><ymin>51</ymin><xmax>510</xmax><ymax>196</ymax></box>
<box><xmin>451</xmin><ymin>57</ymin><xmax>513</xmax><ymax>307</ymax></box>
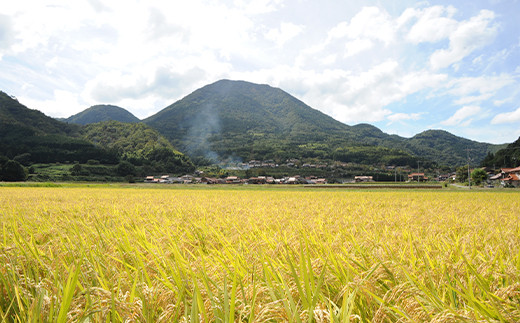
<box><xmin>225</xmin><ymin>176</ymin><xmax>241</xmax><ymax>184</ymax></box>
<box><xmin>144</xmin><ymin>176</ymin><xmax>156</xmax><ymax>183</ymax></box>
<box><xmin>408</xmin><ymin>173</ymin><xmax>428</xmax><ymax>182</ymax></box>
<box><xmin>354</xmin><ymin>176</ymin><xmax>373</xmax><ymax>182</ymax></box>
<box><xmin>490</xmin><ymin>166</ymin><xmax>520</xmax><ymax>187</ymax></box>
<box><xmin>201</xmin><ymin>177</ymin><xmax>221</xmax><ymax>184</ymax></box>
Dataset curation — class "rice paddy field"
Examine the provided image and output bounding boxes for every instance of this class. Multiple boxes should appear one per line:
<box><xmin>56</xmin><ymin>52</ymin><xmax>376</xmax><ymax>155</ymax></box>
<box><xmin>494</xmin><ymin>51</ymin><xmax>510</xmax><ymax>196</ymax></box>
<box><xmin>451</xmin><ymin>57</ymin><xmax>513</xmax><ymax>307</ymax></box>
<box><xmin>1</xmin><ymin>186</ymin><xmax>520</xmax><ymax>322</ymax></box>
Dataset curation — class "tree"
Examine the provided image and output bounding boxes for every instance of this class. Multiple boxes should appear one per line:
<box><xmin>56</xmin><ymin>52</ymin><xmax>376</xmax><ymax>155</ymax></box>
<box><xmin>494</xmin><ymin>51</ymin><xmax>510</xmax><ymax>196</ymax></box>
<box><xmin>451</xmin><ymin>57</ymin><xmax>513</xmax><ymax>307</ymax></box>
<box><xmin>1</xmin><ymin>160</ymin><xmax>28</xmax><ymax>181</ymax></box>
<box><xmin>70</xmin><ymin>163</ymin><xmax>83</xmax><ymax>176</ymax></box>
<box><xmin>116</xmin><ymin>161</ymin><xmax>136</xmax><ymax>176</ymax></box>
<box><xmin>456</xmin><ymin>165</ymin><xmax>469</xmax><ymax>183</ymax></box>
<box><xmin>471</xmin><ymin>168</ymin><xmax>488</xmax><ymax>186</ymax></box>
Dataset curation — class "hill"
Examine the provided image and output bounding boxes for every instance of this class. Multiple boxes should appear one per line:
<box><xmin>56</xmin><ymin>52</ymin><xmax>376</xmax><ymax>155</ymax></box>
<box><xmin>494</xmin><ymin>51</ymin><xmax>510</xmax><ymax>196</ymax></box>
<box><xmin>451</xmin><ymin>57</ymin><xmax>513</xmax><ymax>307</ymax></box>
<box><xmin>65</xmin><ymin>104</ymin><xmax>140</xmax><ymax>125</ymax></box>
<box><xmin>0</xmin><ymin>91</ymin><xmax>118</xmax><ymax>164</ymax></box>
<box><xmin>82</xmin><ymin>121</ymin><xmax>194</xmax><ymax>173</ymax></box>
<box><xmin>481</xmin><ymin>136</ymin><xmax>520</xmax><ymax>168</ymax></box>
<box><xmin>144</xmin><ymin>79</ymin><xmax>496</xmax><ymax>167</ymax></box>
<box><xmin>404</xmin><ymin>130</ymin><xmax>494</xmax><ymax>167</ymax></box>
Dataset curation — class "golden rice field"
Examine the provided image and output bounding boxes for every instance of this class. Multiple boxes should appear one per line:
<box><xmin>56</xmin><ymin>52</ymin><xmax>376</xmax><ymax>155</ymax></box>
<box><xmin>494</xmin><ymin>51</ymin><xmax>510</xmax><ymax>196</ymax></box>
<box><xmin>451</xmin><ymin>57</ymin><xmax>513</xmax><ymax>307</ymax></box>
<box><xmin>1</xmin><ymin>186</ymin><xmax>520</xmax><ymax>322</ymax></box>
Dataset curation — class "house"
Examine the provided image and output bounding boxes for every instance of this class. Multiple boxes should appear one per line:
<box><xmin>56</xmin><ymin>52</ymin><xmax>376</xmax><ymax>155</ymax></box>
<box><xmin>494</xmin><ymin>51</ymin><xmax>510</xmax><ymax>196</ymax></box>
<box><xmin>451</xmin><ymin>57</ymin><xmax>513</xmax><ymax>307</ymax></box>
<box><xmin>408</xmin><ymin>173</ymin><xmax>428</xmax><ymax>182</ymax></box>
<box><xmin>354</xmin><ymin>176</ymin><xmax>373</xmax><ymax>182</ymax></box>
<box><xmin>504</xmin><ymin>173</ymin><xmax>520</xmax><ymax>187</ymax></box>
<box><xmin>437</xmin><ymin>174</ymin><xmax>452</xmax><ymax>181</ymax></box>
<box><xmin>144</xmin><ymin>176</ymin><xmax>155</xmax><ymax>183</ymax></box>
<box><xmin>167</xmin><ymin>177</ymin><xmax>184</xmax><ymax>184</ymax></box>
<box><xmin>286</xmin><ymin>177</ymin><xmax>299</xmax><ymax>184</ymax></box>
<box><xmin>159</xmin><ymin>175</ymin><xmax>170</xmax><ymax>183</ymax></box>
<box><xmin>201</xmin><ymin>177</ymin><xmax>219</xmax><ymax>184</ymax></box>
<box><xmin>225</xmin><ymin>176</ymin><xmax>241</xmax><ymax>184</ymax></box>
<box><xmin>491</xmin><ymin>166</ymin><xmax>520</xmax><ymax>187</ymax></box>
<box><xmin>248</xmin><ymin>177</ymin><xmax>266</xmax><ymax>184</ymax></box>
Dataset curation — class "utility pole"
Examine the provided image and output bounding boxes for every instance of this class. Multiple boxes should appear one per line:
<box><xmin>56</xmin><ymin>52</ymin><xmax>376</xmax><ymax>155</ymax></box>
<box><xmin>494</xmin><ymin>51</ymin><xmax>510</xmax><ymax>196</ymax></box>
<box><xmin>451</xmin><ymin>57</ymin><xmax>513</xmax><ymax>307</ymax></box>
<box><xmin>467</xmin><ymin>149</ymin><xmax>471</xmax><ymax>189</ymax></box>
<box><xmin>417</xmin><ymin>160</ymin><xmax>420</xmax><ymax>183</ymax></box>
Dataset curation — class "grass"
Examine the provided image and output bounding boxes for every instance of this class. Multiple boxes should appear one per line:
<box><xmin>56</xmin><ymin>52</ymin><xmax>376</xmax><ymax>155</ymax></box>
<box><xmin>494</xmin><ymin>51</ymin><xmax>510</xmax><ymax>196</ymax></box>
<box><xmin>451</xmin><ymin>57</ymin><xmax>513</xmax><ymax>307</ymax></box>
<box><xmin>1</xmin><ymin>186</ymin><xmax>519</xmax><ymax>321</ymax></box>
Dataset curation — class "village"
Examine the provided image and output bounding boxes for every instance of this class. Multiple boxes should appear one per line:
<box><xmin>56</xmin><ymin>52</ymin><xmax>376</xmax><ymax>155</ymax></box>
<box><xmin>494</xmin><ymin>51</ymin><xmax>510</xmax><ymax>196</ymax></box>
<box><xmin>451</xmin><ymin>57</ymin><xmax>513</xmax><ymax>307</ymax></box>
<box><xmin>143</xmin><ymin>159</ymin><xmax>520</xmax><ymax>187</ymax></box>
<box><xmin>144</xmin><ymin>174</ymin><xmax>328</xmax><ymax>185</ymax></box>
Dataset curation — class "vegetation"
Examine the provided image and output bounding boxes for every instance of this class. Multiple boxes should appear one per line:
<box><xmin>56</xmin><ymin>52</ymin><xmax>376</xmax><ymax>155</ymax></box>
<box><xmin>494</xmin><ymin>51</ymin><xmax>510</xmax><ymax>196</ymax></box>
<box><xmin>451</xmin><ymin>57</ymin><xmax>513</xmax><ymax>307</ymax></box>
<box><xmin>456</xmin><ymin>165</ymin><xmax>470</xmax><ymax>183</ymax></box>
<box><xmin>64</xmin><ymin>104</ymin><xmax>140</xmax><ymax>125</ymax></box>
<box><xmin>481</xmin><ymin>136</ymin><xmax>520</xmax><ymax>168</ymax></box>
<box><xmin>0</xmin><ymin>91</ymin><xmax>119</xmax><ymax>165</ymax></box>
<box><xmin>404</xmin><ymin>130</ymin><xmax>494</xmax><ymax>168</ymax></box>
<box><xmin>143</xmin><ymin>80</ymin><xmax>498</xmax><ymax>167</ymax></box>
<box><xmin>471</xmin><ymin>168</ymin><xmax>488</xmax><ymax>186</ymax></box>
<box><xmin>0</xmin><ymin>92</ymin><xmax>194</xmax><ymax>180</ymax></box>
<box><xmin>0</xmin><ymin>156</ymin><xmax>27</xmax><ymax>181</ymax></box>
<box><xmin>1</xmin><ymin>187</ymin><xmax>519</xmax><ymax>321</ymax></box>
<box><xmin>82</xmin><ymin>121</ymin><xmax>194</xmax><ymax>175</ymax></box>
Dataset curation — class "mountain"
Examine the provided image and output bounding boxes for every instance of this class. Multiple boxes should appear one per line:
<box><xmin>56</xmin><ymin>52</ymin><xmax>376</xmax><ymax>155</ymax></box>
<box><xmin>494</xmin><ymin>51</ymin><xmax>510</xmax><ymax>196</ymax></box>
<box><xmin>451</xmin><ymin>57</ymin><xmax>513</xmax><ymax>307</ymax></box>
<box><xmin>0</xmin><ymin>91</ymin><xmax>118</xmax><ymax>164</ymax></box>
<box><xmin>0</xmin><ymin>92</ymin><xmax>193</xmax><ymax>176</ymax></box>
<box><xmin>404</xmin><ymin>130</ymin><xmax>495</xmax><ymax>167</ymax></box>
<box><xmin>144</xmin><ymin>79</ymin><xmax>497</xmax><ymax>167</ymax></box>
<box><xmin>481</xmin><ymin>136</ymin><xmax>520</xmax><ymax>168</ymax></box>
<box><xmin>64</xmin><ymin>104</ymin><xmax>140</xmax><ymax>125</ymax></box>
<box><xmin>82</xmin><ymin>121</ymin><xmax>194</xmax><ymax>173</ymax></box>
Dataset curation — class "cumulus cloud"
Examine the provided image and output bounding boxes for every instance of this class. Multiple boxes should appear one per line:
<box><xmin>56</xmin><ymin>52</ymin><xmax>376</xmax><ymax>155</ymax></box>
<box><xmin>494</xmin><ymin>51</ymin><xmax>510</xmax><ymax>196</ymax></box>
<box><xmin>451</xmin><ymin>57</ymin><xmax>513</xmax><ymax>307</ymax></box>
<box><xmin>327</xmin><ymin>6</ymin><xmax>395</xmax><ymax>45</ymax></box>
<box><xmin>344</xmin><ymin>39</ymin><xmax>373</xmax><ymax>57</ymax></box>
<box><xmin>387</xmin><ymin>112</ymin><xmax>422</xmax><ymax>123</ymax></box>
<box><xmin>265</xmin><ymin>22</ymin><xmax>304</xmax><ymax>47</ymax></box>
<box><xmin>290</xmin><ymin>61</ymin><xmax>446</xmax><ymax>124</ymax></box>
<box><xmin>405</xmin><ymin>6</ymin><xmax>458</xmax><ymax>43</ymax></box>
<box><xmin>430</xmin><ymin>10</ymin><xmax>498</xmax><ymax>69</ymax></box>
<box><xmin>0</xmin><ymin>14</ymin><xmax>14</xmax><ymax>56</ymax></box>
<box><xmin>18</xmin><ymin>89</ymin><xmax>84</xmax><ymax>118</ymax></box>
<box><xmin>88</xmin><ymin>65</ymin><xmax>206</xmax><ymax>102</ymax></box>
<box><xmin>147</xmin><ymin>7</ymin><xmax>186</xmax><ymax>41</ymax></box>
<box><xmin>446</xmin><ymin>75</ymin><xmax>515</xmax><ymax>105</ymax></box>
<box><xmin>491</xmin><ymin>107</ymin><xmax>520</xmax><ymax>124</ymax></box>
<box><xmin>441</xmin><ymin>106</ymin><xmax>481</xmax><ymax>126</ymax></box>
<box><xmin>1</xmin><ymin>1</ymin><xmax>518</xmax><ymax>144</ymax></box>
<box><xmin>234</xmin><ymin>0</ymin><xmax>284</xmax><ymax>15</ymax></box>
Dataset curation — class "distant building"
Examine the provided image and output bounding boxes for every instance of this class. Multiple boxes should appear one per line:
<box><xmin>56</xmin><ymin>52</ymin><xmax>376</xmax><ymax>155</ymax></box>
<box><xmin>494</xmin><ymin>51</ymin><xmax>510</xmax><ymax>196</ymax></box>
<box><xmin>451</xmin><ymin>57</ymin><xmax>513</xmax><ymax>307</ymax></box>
<box><xmin>354</xmin><ymin>176</ymin><xmax>373</xmax><ymax>182</ymax></box>
<box><xmin>408</xmin><ymin>173</ymin><xmax>428</xmax><ymax>182</ymax></box>
<box><xmin>490</xmin><ymin>166</ymin><xmax>520</xmax><ymax>187</ymax></box>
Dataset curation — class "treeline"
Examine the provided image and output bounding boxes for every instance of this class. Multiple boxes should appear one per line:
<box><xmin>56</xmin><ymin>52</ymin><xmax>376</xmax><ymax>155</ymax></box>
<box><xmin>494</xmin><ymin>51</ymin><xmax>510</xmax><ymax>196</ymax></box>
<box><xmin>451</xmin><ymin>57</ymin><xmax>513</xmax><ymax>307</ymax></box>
<box><xmin>481</xmin><ymin>136</ymin><xmax>520</xmax><ymax>168</ymax></box>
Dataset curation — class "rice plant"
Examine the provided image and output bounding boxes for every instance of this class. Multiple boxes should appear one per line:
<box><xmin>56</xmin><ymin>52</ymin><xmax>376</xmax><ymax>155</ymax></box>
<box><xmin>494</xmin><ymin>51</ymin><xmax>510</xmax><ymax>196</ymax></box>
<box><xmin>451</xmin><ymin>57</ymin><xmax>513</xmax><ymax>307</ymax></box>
<box><xmin>1</xmin><ymin>187</ymin><xmax>519</xmax><ymax>321</ymax></box>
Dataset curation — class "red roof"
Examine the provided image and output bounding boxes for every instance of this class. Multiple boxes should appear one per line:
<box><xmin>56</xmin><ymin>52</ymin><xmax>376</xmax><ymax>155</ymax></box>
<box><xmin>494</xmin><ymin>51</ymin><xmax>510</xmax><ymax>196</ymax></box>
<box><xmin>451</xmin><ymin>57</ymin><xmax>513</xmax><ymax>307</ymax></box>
<box><xmin>505</xmin><ymin>174</ymin><xmax>520</xmax><ymax>181</ymax></box>
<box><xmin>502</xmin><ymin>167</ymin><xmax>520</xmax><ymax>173</ymax></box>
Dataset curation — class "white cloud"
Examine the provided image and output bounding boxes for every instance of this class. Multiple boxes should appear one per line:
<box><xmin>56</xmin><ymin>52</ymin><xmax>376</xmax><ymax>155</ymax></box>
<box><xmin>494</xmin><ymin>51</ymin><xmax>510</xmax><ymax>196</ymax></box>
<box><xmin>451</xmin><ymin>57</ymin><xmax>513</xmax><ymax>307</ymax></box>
<box><xmin>405</xmin><ymin>6</ymin><xmax>458</xmax><ymax>43</ymax></box>
<box><xmin>430</xmin><ymin>10</ymin><xmax>498</xmax><ymax>69</ymax></box>
<box><xmin>441</xmin><ymin>106</ymin><xmax>481</xmax><ymax>126</ymax></box>
<box><xmin>233</xmin><ymin>0</ymin><xmax>284</xmax><ymax>14</ymax></box>
<box><xmin>18</xmin><ymin>89</ymin><xmax>85</xmax><ymax>118</ymax></box>
<box><xmin>265</xmin><ymin>22</ymin><xmax>304</xmax><ymax>47</ymax></box>
<box><xmin>387</xmin><ymin>112</ymin><xmax>422</xmax><ymax>123</ymax></box>
<box><xmin>446</xmin><ymin>75</ymin><xmax>515</xmax><ymax>106</ymax></box>
<box><xmin>344</xmin><ymin>39</ymin><xmax>373</xmax><ymax>57</ymax></box>
<box><xmin>491</xmin><ymin>107</ymin><xmax>520</xmax><ymax>124</ymax></box>
<box><xmin>327</xmin><ymin>6</ymin><xmax>395</xmax><ymax>45</ymax></box>
<box><xmin>0</xmin><ymin>14</ymin><xmax>15</xmax><ymax>57</ymax></box>
<box><xmin>1</xmin><ymin>1</ymin><xmax>518</xmax><ymax>144</ymax></box>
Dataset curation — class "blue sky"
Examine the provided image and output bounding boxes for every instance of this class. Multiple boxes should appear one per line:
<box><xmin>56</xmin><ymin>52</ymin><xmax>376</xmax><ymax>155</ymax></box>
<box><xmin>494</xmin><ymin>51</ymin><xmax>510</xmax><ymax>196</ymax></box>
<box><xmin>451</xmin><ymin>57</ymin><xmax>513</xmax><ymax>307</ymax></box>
<box><xmin>0</xmin><ymin>0</ymin><xmax>519</xmax><ymax>144</ymax></box>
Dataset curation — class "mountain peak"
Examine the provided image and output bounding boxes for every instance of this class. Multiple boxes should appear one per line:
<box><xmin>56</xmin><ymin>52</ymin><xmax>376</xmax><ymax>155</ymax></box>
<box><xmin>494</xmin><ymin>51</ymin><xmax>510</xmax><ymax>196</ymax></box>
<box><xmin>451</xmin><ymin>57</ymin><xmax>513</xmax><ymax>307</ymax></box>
<box><xmin>65</xmin><ymin>104</ymin><xmax>140</xmax><ymax>125</ymax></box>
